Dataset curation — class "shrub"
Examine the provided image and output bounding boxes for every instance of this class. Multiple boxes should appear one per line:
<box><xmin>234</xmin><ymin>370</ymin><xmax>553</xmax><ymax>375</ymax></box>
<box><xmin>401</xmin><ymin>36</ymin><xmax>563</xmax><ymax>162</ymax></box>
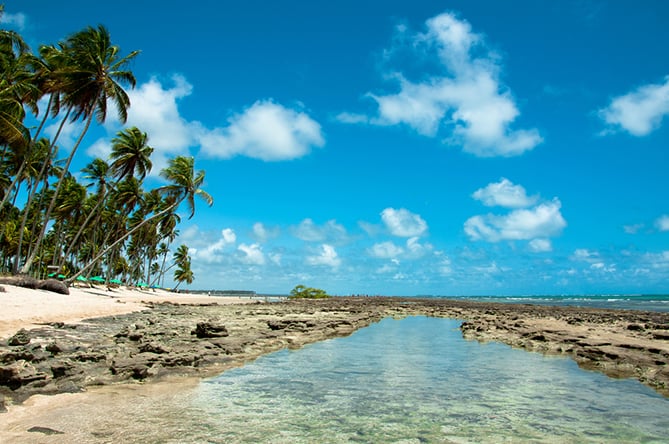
<box><xmin>289</xmin><ymin>284</ymin><xmax>330</xmax><ymax>299</ymax></box>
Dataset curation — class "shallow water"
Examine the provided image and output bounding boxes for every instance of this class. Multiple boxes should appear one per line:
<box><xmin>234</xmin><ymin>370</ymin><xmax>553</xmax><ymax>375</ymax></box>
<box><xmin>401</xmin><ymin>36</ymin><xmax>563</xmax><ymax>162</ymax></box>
<box><xmin>167</xmin><ymin>317</ymin><xmax>668</xmax><ymax>443</ymax></box>
<box><xmin>7</xmin><ymin>316</ymin><xmax>668</xmax><ymax>443</ymax></box>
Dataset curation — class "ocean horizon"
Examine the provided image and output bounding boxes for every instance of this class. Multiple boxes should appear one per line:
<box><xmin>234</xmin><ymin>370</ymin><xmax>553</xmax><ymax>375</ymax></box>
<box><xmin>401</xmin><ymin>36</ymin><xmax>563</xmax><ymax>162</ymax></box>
<box><xmin>193</xmin><ymin>292</ymin><xmax>669</xmax><ymax>313</ymax></box>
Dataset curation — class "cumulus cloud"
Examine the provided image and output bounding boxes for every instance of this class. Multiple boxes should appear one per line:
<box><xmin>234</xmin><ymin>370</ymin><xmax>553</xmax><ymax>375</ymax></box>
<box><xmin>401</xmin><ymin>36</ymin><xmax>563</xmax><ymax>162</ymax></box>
<box><xmin>238</xmin><ymin>243</ymin><xmax>265</xmax><ymax>265</ymax></box>
<box><xmin>381</xmin><ymin>208</ymin><xmax>428</xmax><ymax>237</ymax></box>
<box><xmin>126</xmin><ymin>75</ymin><xmax>195</xmax><ymax>153</ymax></box>
<box><xmin>252</xmin><ymin>222</ymin><xmax>280</xmax><ymax>242</ymax></box>
<box><xmin>655</xmin><ymin>215</ymin><xmax>669</xmax><ymax>231</ymax></box>
<box><xmin>292</xmin><ymin>219</ymin><xmax>347</xmax><ymax>242</ymax></box>
<box><xmin>472</xmin><ymin>178</ymin><xmax>538</xmax><ymax>208</ymax></box>
<box><xmin>101</xmin><ymin>75</ymin><xmax>198</xmax><ymax>173</ymax></box>
<box><xmin>368</xmin><ymin>241</ymin><xmax>404</xmax><ymax>259</ymax></box>
<box><xmin>464</xmin><ymin>199</ymin><xmax>566</xmax><ymax>242</ymax></box>
<box><xmin>347</xmin><ymin>12</ymin><xmax>541</xmax><ymax>157</ymax></box>
<box><xmin>599</xmin><ymin>76</ymin><xmax>669</xmax><ymax>136</ymax></box>
<box><xmin>199</xmin><ymin>100</ymin><xmax>324</xmax><ymax>161</ymax></box>
<box><xmin>406</xmin><ymin>237</ymin><xmax>433</xmax><ymax>258</ymax></box>
<box><xmin>306</xmin><ymin>244</ymin><xmax>341</xmax><ymax>268</ymax></box>
<box><xmin>0</xmin><ymin>11</ymin><xmax>26</xmax><ymax>30</ymax></box>
<box><xmin>195</xmin><ymin>228</ymin><xmax>237</xmax><ymax>263</ymax></box>
<box><xmin>528</xmin><ymin>238</ymin><xmax>552</xmax><ymax>252</ymax></box>
<box><xmin>571</xmin><ymin>248</ymin><xmax>599</xmax><ymax>262</ymax></box>
<box><xmin>97</xmin><ymin>76</ymin><xmax>322</xmax><ymax>172</ymax></box>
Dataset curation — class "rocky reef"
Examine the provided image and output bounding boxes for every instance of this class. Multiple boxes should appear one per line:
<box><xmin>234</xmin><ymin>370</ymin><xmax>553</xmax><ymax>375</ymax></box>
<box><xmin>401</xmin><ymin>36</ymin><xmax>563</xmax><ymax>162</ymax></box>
<box><xmin>1</xmin><ymin>297</ymin><xmax>668</xmax><ymax>410</ymax></box>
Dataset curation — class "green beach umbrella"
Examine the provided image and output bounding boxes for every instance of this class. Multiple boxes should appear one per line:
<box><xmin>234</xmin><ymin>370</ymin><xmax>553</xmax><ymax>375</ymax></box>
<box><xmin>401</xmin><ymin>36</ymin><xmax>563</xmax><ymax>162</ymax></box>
<box><xmin>89</xmin><ymin>276</ymin><xmax>105</xmax><ymax>283</ymax></box>
<box><xmin>110</xmin><ymin>279</ymin><xmax>123</xmax><ymax>285</ymax></box>
<box><xmin>137</xmin><ymin>282</ymin><xmax>148</xmax><ymax>287</ymax></box>
<box><xmin>75</xmin><ymin>276</ymin><xmax>88</xmax><ymax>282</ymax></box>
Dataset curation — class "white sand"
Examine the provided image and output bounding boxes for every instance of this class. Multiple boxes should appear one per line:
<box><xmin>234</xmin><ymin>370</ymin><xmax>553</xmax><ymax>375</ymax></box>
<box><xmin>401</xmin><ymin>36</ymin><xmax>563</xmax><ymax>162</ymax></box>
<box><xmin>0</xmin><ymin>284</ymin><xmax>251</xmax><ymax>339</ymax></box>
<box><xmin>0</xmin><ymin>284</ymin><xmax>254</xmax><ymax>441</ymax></box>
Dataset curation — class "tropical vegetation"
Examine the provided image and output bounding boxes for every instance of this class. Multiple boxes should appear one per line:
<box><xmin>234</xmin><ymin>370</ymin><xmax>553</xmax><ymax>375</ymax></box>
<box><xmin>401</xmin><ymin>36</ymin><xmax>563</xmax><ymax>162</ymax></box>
<box><xmin>0</xmin><ymin>7</ymin><xmax>212</xmax><ymax>288</ymax></box>
<box><xmin>289</xmin><ymin>285</ymin><xmax>330</xmax><ymax>299</ymax></box>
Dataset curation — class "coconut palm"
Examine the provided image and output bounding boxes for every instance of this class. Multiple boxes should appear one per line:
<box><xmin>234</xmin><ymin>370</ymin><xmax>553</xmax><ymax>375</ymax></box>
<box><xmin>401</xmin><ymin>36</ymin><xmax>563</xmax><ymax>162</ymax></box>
<box><xmin>173</xmin><ymin>251</ymin><xmax>194</xmax><ymax>291</ymax></box>
<box><xmin>110</xmin><ymin>126</ymin><xmax>153</xmax><ymax>181</ymax></box>
<box><xmin>21</xmin><ymin>25</ymin><xmax>139</xmax><ymax>274</ymax></box>
<box><xmin>67</xmin><ymin>156</ymin><xmax>212</xmax><ymax>283</ymax></box>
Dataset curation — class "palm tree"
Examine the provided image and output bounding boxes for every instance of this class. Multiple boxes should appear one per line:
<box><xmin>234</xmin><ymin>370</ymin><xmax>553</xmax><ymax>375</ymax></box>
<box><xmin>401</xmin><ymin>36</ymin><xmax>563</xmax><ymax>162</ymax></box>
<box><xmin>173</xmin><ymin>248</ymin><xmax>194</xmax><ymax>291</ymax></box>
<box><xmin>0</xmin><ymin>9</ymin><xmax>33</xmax><ymax>152</ymax></box>
<box><xmin>110</xmin><ymin>126</ymin><xmax>153</xmax><ymax>181</ymax></box>
<box><xmin>21</xmin><ymin>25</ymin><xmax>139</xmax><ymax>274</ymax></box>
<box><xmin>67</xmin><ymin>156</ymin><xmax>212</xmax><ymax>283</ymax></box>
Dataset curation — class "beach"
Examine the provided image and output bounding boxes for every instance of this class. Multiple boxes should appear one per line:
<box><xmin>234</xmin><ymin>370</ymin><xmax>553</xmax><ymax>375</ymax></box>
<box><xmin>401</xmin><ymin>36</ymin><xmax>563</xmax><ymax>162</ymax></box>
<box><xmin>1</xmin><ymin>283</ymin><xmax>668</xmax><ymax>441</ymax></box>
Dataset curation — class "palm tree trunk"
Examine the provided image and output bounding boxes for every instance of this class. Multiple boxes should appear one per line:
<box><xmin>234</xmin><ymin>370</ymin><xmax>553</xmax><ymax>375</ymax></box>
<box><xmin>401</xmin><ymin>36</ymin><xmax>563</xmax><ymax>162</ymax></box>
<box><xmin>21</xmin><ymin>110</ymin><xmax>93</xmax><ymax>274</ymax></box>
<box><xmin>13</xmin><ymin>108</ymin><xmax>71</xmax><ymax>274</ymax></box>
<box><xmin>0</xmin><ymin>95</ymin><xmax>54</xmax><ymax>212</ymax></box>
<box><xmin>67</xmin><ymin>201</ymin><xmax>180</xmax><ymax>284</ymax></box>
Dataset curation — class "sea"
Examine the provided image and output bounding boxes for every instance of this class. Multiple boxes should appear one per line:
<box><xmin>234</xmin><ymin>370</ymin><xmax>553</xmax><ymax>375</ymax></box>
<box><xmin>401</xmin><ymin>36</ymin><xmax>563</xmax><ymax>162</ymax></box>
<box><xmin>52</xmin><ymin>295</ymin><xmax>669</xmax><ymax>443</ymax></box>
<box><xmin>434</xmin><ymin>293</ymin><xmax>669</xmax><ymax>312</ymax></box>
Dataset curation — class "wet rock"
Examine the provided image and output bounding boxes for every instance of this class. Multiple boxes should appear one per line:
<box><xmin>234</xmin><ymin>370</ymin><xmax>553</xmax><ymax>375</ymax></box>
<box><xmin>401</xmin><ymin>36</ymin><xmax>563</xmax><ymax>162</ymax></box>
<box><xmin>8</xmin><ymin>329</ymin><xmax>31</xmax><ymax>346</ymax></box>
<box><xmin>627</xmin><ymin>323</ymin><xmax>645</xmax><ymax>331</ymax></box>
<box><xmin>46</xmin><ymin>342</ymin><xmax>62</xmax><ymax>354</ymax></box>
<box><xmin>0</xmin><ymin>361</ymin><xmax>48</xmax><ymax>390</ymax></box>
<box><xmin>27</xmin><ymin>426</ymin><xmax>65</xmax><ymax>435</ymax></box>
<box><xmin>192</xmin><ymin>322</ymin><xmax>229</xmax><ymax>338</ymax></box>
<box><xmin>50</xmin><ymin>360</ymin><xmax>76</xmax><ymax>378</ymax></box>
<box><xmin>56</xmin><ymin>380</ymin><xmax>84</xmax><ymax>393</ymax></box>
<box><xmin>138</xmin><ymin>342</ymin><xmax>169</xmax><ymax>354</ymax></box>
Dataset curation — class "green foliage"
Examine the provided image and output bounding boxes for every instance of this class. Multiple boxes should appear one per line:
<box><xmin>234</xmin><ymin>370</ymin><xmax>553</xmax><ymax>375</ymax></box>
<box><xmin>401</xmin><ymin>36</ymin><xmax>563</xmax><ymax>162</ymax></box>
<box><xmin>289</xmin><ymin>284</ymin><xmax>330</xmax><ymax>299</ymax></box>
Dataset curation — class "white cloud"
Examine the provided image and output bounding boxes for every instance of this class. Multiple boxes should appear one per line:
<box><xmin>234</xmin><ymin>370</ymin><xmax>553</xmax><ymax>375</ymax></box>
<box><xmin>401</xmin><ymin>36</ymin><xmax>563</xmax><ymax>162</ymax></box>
<box><xmin>438</xmin><ymin>257</ymin><xmax>452</xmax><ymax>275</ymax></box>
<box><xmin>46</xmin><ymin>119</ymin><xmax>84</xmax><ymax>154</ymax></box>
<box><xmin>599</xmin><ymin>76</ymin><xmax>669</xmax><ymax>136</ymax></box>
<box><xmin>335</xmin><ymin>112</ymin><xmax>369</xmax><ymax>124</ymax></box>
<box><xmin>571</xmin><ymin>248</ymin><xmax>599</xmax><ymax>262</ymax></box>
<box><xmin>195</xmin><ymin>228</ymin><xmax>237</xmax><ymax>263</ymax></box>
<box><xmin>528</xmin><ymin>238</ymin><xmax>552</xmax><ymax>252</ymax></box>
<box><xmin>624</xmin><ymin>223</ymin><xmax>644</xmax><ymax>234</ymax></box>
<box><xmin>655</xmin><ymin>215</ymin><xmax>669</xmax><ymax>231</ymax></box>
<box><xmin>221</xmin><ymin>228</ymin><xmax>237</xmax><ymax>244</ymax></box>
<box><xmin>464</xmin><ymin>199</ymin><xmax>566</xmax><ymax>242</ymax></box>
<box><xmin>97</xmin><ymin>76</ymin><xmax>321</xmax><ymax>172</ymax></box>
<box><xmin>86</xmin><ymin>138</ymin><xmax>112</xmax><ymax>159</ymax></box>
<box><xmin>472</xmin><ymin>178</ymin><xmax>538</xmax><ymax>208</ymax></box>
<box><xmin>199</xmin><ymin>100</ymin><xmax>324</xmax><ymax>161</ymax></box>
<box><xmin>306</xmin><ymin>244</ymin><xmax>341</xmax><ymax>268</ymax></box>
<box><xmin>252</xmin><ymin>222</ymin><xmax>279</xmax><ymax>242</ymax></box>
<box><xmin>381</xmin><ymin>208</ymin><xmax>428</xmax><ymax>237</ymax></box>
<box><xmin>643</xmin><ymin>251</ymin><xmax>669</xmax><ymax>269</ymax></box>
<box><xmin>102</xmin><ymin>75</ymin><xmax>197</xmax><ymax>173</ymax></box>
<box><xmin>126</xmin><ymin>75</ymin><xmax>195</xmax><ymax>152</ymax></box>
<box><xmin>406</xmin><ymin>237</ymin><xmax>433</xmax><ymax>258</ymax></box>
<box><xmin>292</xmin><ymin>219</ymin><xmax>347</xmax><ymax>242</ymax></box>
<box><xmin>1</xmin><ymin>12</ymin><xmax>26</xmax><ymax>30</ymax></box>
<box><xmin>355</xmin><ymin>12</ymin><xmax>541</xmax><ymax>157</ymax></box>
<box><xmin>238</xmin><ymin>243</ymin><xmax>265</xmax><ymax>265</ymax></box>
<box><xmin>368</xmin><ymin>241</ymin><xmax>404</xmax><ymax>259</ymax></box>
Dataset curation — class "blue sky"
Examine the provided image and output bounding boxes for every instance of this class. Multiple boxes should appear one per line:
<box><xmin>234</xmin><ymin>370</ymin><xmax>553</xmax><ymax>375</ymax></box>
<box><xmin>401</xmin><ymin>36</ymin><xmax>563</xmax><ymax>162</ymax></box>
<box><xmin>5</xmin><ymin>1</ymin><xmax>669</xmax><ymax>295</ymax></box>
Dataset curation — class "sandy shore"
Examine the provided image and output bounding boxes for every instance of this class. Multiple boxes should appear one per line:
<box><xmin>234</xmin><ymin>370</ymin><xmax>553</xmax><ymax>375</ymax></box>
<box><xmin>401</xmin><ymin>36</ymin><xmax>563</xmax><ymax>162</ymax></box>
<box><xmin>1</xmin><ymin>285</ymin><xmax>668</xmax><ymax>442</ymax></box>
<box><xmin>0</xmin><ymin>284</ymin><xmax>252</xmax><ymax>338</ymax></box>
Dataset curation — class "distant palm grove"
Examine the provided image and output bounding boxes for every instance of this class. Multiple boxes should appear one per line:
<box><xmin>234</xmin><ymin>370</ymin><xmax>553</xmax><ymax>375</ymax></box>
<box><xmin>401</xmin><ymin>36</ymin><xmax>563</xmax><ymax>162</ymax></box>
<box><xmin>0</xmin><ymin>7</ymin><xmax>213</xmax><ymax>289</ymax></box>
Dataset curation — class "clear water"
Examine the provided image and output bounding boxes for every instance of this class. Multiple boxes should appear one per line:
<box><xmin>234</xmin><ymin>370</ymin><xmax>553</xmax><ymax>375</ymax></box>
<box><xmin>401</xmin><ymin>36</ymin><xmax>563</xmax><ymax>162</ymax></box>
<box><xmin>143</xmin><ymin>316</ymin><xmax>668</xmax><ymax>443</ymax></box>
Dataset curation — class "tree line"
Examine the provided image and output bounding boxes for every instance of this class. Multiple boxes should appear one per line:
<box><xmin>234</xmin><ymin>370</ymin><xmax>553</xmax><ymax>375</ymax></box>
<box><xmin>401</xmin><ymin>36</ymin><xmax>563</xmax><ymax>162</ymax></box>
<box><xmin>0</xmin><ymin>7</ymin><xmax>212</xmax><ymax>289</ymax></box>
